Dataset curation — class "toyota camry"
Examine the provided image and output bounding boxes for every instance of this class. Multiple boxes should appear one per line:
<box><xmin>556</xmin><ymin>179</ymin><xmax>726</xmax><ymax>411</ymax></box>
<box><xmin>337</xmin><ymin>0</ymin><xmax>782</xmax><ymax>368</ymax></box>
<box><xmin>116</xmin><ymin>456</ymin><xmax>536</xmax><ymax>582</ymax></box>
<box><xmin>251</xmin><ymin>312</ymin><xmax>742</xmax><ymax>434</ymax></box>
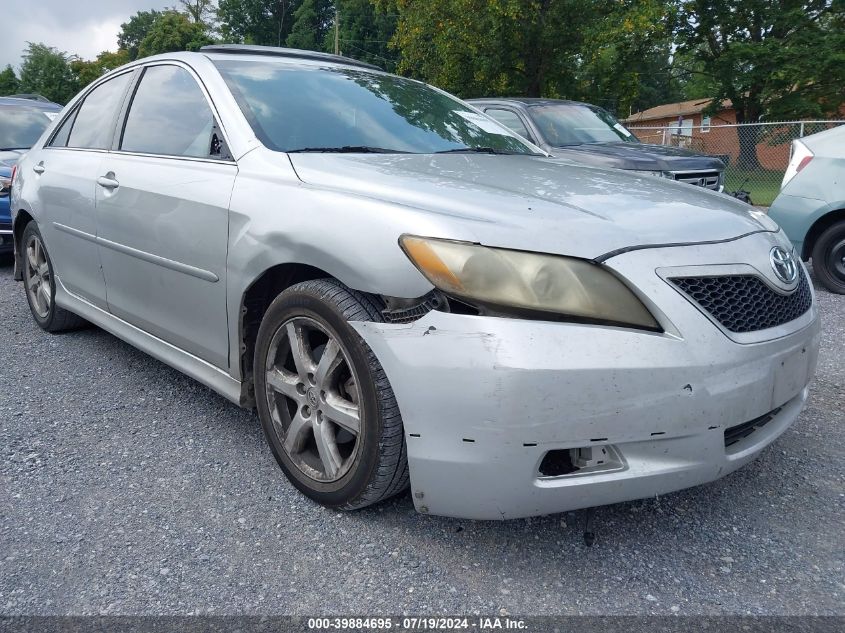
<box><xmin>10</xmin><ymin>45</ymin><xmax>819</xmax><ymax>519</ymax></box>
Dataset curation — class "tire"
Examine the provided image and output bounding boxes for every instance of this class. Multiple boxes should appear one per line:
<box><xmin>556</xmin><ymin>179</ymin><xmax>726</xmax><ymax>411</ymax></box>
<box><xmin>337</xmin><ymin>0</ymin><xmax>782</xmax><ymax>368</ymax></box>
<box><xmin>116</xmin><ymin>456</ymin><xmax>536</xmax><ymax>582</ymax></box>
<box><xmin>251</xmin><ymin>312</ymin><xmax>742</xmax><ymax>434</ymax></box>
<box><xmin>254</xmin><ymin>278</ymin><xmax>409</xmax><ymax>510</ymax></box>
<box><xmin>811</xmin><ymin>221</ymin><xmax>845</xmax><ymax>294</ymax></box>
<box><xmin>21</xmin><ymin>222</ymin><xmax>87</xmax><ymax>332</ymax></box>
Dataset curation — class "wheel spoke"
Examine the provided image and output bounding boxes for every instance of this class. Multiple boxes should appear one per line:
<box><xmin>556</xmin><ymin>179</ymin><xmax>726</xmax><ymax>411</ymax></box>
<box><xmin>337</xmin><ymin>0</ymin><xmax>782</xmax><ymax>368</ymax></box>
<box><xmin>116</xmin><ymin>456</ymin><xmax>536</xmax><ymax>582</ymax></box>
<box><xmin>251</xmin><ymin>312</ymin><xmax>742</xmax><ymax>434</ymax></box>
<box><xmin>266</xmin><ymin>368</ymin><xmax>300</xmax><ymax>399</ymax></box>
<box><xmin>284</xmin><ymin>410</ymin><xmax>311</xmax><ymax>454</ymax></box>
<box><xmin>323</xmin><ymin>394</ymin><xmax>360</xmax><ymax>436</ymax></box>
<box><xmin>38</xmin><ymin>282</ymin><xmax>51</xmax><ymax>309</ymax></box>
<box><xmin>314</xmin><ymin>339</ymin><xmax>341</xmax><ymax>390</ymax></box>
<box><xmin>314</xmin><ymin>420</ymin><xmax>342</xmax><ymax>478</ymax></box>
<box><xmin>27</xmin><ymin>244</ymin><xmax>38</xmax><ymax>269</ymax></box>
<box><xmin>37</xmin><ymin>263</ymin><xmax>49</xmax><ymax>278</ymax></box>
<box><xmin>286</xmin><ymin>322</ymin><xmax>314</xmax><ymax>380</ymax></box>
<box><xmin>27</xmin><ymin>274</ymin><xmax>39</xmax><ymax>290</ymax></box>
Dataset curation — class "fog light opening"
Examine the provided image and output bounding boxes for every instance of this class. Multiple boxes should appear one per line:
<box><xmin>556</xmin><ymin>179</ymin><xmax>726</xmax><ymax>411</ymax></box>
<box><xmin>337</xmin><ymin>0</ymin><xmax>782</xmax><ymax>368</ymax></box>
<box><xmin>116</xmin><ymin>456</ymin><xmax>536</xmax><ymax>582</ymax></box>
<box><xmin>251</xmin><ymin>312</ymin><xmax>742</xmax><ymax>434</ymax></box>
<box><xmin>538</xmin><ymin>444</ymin><xmax>624</xmax><ymax>478</ymax></box>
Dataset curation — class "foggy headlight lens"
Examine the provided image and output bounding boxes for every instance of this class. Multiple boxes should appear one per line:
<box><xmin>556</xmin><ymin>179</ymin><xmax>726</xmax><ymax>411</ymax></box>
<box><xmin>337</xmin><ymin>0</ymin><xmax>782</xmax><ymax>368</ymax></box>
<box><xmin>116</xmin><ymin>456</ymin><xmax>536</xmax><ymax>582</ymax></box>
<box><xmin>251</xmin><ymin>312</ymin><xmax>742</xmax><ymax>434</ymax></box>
<box><xmin>400</xmin><ymin>235</ymin><xmax>659</xmax><ymax>330</ymax></box>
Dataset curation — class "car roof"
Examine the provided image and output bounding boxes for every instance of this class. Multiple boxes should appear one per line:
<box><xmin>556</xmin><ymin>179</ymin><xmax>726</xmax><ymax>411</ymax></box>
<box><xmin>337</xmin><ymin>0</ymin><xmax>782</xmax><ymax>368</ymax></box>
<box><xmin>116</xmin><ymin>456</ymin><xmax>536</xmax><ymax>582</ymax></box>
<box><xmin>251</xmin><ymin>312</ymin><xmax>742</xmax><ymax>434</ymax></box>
<box><xmin>200</xmin><ymin>44</ymin><xmax>383</xmax><ymax>72</ymax></box>
<box><xmin>0</xmin><ymin>96</ymin><xmax>61</xmax><ymax>110</ymax></box>
<box><xmin>467</xmin><ymin>97</ymin><xmax>592</xmax><ymax>108</ymax></box>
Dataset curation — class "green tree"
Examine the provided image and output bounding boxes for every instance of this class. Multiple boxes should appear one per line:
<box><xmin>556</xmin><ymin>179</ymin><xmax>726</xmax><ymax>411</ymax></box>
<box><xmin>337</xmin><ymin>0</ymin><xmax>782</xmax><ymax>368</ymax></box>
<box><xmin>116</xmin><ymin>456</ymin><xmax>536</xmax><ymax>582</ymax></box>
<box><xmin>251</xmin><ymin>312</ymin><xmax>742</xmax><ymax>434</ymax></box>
<box><xmin>330</xmin><ymin>0</ymin><xmax>398</xmax><ymax>70</ymax></box>
<box><xmin>217</xmin><ymin>0</ymin><xmax>303</xmax><ymax>45</ymax></box>
<box><xmin>180</xmin><ymin>0</ymin><xmax>216</xmax><ymax>25</ymax></box>
<box><xmin>576</xmin><ymin>0</ymin><xmax>680</xmax><ymax>115</ymax></box>
<box><xmin>379</xmin><ymin>0</ymin><xmax>599</xmax><ymax>98</ymax></box>
<box><xmin>18</xmin><ymin>43</ymin><xmax>79</xmax><ymax>104</ymax></box>
<box><xmin>70</xmin><ymin>50</ymin><xmax>131</xmax><ymax>89</ymax></box>
<box><xmin>675</xmin><ymin>0</ymin><xmax>845</xmax><ymax>168</ymax></box>
<box><xmin>287</xmin><ymin>0</ymin><xmax>335</xmax><ymax>50</ymax></box>
<box><xmin>0</xmin><ymin>65</ymin><xmax>20</xmax><ymax>95</ymax></box>
<box><xmin>118</xmin><ymin>10</ymin><xmax>164</xmax><ymax>61</ymax></box>
<box><xmin>137</xmin><ymin>10</ymin><xmax>214</xmax><ymax>58</ymax></box>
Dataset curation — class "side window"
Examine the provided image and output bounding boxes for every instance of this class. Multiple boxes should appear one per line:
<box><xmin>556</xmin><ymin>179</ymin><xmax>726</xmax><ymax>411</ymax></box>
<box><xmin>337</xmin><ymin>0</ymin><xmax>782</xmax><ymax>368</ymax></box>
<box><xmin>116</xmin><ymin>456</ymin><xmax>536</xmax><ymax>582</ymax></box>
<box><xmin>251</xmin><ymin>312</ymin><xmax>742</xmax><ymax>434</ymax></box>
<box><xmin>67</xmin><ymin>72</ymin><xmax>132</xmax><ymax>149</ymax></box>
<box><xmin>121</xmin><ymin>65</ymin><xmax>217</xmax><ymax>159</ymax></box>
<box><xmin>485</xmin><ymin>108</ymin><xmax>533</xmax><ymax>141</ymax></box>
<box><xmin>49</xmin><ymin>109</ymin><xmax>78</xmax><ymax>147</ymax></box>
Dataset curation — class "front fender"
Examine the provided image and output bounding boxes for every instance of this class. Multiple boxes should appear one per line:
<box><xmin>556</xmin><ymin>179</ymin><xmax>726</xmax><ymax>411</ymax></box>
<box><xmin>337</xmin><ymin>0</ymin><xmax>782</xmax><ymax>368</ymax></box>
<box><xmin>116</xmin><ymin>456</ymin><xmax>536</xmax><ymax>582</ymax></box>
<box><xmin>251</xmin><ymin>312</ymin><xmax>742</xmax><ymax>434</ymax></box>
<box><xmin>224</xmin><ymin>150</ymin><xmax>471</xmax><ymax>381</ymax></box>
<box><xmin>768</xmin><ymin>193</ymin><xmax>841</xmax><ymax>259</ymax></box>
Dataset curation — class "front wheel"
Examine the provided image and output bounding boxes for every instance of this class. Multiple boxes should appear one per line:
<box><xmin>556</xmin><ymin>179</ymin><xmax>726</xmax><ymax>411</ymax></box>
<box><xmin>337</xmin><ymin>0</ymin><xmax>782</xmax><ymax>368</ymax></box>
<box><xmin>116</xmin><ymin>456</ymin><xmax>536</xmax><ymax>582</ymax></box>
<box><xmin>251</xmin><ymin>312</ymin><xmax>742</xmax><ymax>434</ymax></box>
<box><xmin>811</xmin><ymin>221</ymin><xmax>845</xmax><ymax>294</ymax></box>
<box><xmin>254</xmin><ymin>278</ymin><xmax>409</xmax><ymax>510</ymax></box>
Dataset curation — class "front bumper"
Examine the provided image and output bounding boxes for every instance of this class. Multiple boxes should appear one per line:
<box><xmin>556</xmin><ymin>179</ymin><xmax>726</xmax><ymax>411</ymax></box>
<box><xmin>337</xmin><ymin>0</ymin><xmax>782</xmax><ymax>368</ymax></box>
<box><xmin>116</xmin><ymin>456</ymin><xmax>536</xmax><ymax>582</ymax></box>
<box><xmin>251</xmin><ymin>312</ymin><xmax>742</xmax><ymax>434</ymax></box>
<box><xmin>352</xmin><ymin>233</ymin><xmax>821</xmax><ymax>520</ymax></box>
<box><xmin>0</xmin><ymin>223</ymin><xmax>13</xmax><ymax>253</ymax></box>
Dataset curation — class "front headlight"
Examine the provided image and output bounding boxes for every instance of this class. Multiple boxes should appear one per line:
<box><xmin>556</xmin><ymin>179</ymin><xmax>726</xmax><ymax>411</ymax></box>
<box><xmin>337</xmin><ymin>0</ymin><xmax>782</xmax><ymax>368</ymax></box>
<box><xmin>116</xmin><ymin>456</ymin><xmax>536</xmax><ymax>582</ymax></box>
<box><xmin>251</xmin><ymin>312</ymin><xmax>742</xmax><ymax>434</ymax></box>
<box><xmin>634</xmin><ymin>170</ymin><xmax>672</xmax><ymax>179</ymax></box>
<box><xmin>400</xmin><ymin>235</ymin><xmax>660</xmax><ymax>330</ymax></box>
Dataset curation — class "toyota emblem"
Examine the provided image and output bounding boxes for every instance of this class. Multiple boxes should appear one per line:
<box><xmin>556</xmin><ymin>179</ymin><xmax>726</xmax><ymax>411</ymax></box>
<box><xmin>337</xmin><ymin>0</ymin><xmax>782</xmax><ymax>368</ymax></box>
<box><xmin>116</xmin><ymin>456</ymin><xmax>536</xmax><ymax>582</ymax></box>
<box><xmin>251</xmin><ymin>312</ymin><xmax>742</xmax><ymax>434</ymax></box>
<box><xmin>770</xmin><ymin>246</ymin><xmax>798</xmax><ymax>284</ymax></box>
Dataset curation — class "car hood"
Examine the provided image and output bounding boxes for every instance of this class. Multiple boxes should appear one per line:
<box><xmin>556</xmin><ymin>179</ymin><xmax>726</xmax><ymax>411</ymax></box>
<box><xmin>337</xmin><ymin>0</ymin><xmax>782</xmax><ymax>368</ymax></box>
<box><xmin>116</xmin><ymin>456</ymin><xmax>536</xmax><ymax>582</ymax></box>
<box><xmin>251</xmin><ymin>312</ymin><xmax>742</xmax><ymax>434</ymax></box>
<box><xmin>288</xmin><ymin>153</ymin><xmax>774</xmax><ymax>260</ymax></box>
<box><xmin>550</xmin><ymin>141</ymin><xmax>726</xmax><ymax>172</ymax></box>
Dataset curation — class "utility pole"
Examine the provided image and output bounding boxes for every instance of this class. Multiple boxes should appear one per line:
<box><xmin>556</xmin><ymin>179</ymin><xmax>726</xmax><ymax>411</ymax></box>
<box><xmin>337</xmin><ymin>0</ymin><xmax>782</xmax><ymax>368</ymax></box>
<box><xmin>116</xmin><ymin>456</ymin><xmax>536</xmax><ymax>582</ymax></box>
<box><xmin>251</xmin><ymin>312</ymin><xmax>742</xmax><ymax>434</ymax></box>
<box><xmin>334</xmin><ymin>8</ymin><xmax>340</xmax><ymax>55</ymax></box>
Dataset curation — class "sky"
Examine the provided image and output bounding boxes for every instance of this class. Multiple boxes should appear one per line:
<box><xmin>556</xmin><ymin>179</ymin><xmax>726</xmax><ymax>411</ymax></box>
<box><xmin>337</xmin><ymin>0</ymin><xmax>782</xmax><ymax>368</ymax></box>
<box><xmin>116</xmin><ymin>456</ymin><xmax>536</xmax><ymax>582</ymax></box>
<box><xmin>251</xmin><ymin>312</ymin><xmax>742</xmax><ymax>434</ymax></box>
<box><xmin>2</xmin><ymin>0</ymin><xmax>167</xmax><ymax>70</ymax></box>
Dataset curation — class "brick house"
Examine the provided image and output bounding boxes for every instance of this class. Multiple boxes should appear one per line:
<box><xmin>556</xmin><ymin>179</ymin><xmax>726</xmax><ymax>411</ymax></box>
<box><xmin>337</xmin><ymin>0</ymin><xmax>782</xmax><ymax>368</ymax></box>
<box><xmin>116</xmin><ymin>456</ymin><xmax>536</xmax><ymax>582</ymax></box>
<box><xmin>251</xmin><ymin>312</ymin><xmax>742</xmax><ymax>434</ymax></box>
<box><xmin>624</xmin><ymin>98</ymin><xmax>845</xmax><ymax>171</ymax></box>
<box><xmin>622</xmin><ymin>97</ymin><xmax>790</xmax><ymax>170</ymax></box>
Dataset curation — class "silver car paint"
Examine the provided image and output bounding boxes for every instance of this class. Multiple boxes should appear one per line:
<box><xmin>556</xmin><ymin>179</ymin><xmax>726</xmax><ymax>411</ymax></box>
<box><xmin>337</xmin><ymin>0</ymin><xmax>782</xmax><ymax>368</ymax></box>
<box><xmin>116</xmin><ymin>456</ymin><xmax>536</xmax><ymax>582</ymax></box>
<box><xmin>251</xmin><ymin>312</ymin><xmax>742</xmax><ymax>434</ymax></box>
<box><xmin>352</xmin><ymin>233</ymin><xmax>820</xmax><ymax>518</ymax></box>
<box><xmin>11</xmin><ymin>51</ymin><xmax>819</xmax><ymax>518</ymax></box>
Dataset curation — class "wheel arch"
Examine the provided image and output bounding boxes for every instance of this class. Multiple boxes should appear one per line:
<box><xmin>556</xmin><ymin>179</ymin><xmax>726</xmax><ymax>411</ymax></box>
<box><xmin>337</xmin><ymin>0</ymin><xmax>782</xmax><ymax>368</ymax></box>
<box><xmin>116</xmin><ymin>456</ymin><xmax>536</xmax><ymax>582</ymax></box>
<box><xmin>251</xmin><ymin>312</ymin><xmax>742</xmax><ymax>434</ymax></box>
<box><xmin>802</xmin><ymin>207</ymin><xmax>845</xmax><ymax>261</ymax></box>
<box><xmin>12</xmin><ymin>209</ymin><xmax>35</xmax><ymax>281</ymax></box>
<box><xmin>238</xmin><ymin>262</ymin><xmax>346</xmax><ymax>405</ymax></box>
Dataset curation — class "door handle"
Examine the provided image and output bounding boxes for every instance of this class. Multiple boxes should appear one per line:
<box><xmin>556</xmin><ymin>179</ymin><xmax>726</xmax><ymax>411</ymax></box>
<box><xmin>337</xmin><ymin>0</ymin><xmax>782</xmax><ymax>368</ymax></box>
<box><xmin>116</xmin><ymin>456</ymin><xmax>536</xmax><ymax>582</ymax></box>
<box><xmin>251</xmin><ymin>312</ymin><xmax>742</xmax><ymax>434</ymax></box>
<box><xmin>97</xmin><ymin>176</ymin><xmax>120</xmax><ymax>189</ymax></box>
<box><xmin>32</xmin><ymin>163</ymin><xmax>45</xmax><ymax>174</ymax></box>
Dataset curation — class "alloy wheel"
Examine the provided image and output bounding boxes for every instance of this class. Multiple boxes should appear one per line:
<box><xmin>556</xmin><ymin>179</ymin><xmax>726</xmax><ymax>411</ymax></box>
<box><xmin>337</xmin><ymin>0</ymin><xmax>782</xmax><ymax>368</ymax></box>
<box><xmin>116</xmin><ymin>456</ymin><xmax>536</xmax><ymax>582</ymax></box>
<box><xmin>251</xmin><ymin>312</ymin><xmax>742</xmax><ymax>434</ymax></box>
<box><xmin>25</xmin><ymin>234</ymin><xmax>51</xmax><ymax>319</ymax></box>
<box><xmin>264</xmin><ymin>316</ymin><xmax>363</xmax><ymax>483</ymax></box>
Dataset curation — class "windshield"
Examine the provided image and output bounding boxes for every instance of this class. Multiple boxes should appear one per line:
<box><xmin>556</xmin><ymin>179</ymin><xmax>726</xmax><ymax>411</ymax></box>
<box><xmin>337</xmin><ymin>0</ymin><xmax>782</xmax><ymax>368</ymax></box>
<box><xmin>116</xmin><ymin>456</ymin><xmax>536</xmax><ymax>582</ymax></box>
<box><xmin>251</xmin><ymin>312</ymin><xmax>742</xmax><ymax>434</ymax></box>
<box><xmin>0</xmin><ymin>105</ymin><xmax>57</xmax><ymax>150</ymax></box>
<box><xmin>214</xmin><ymin>59</ymin><xmax>540</xmax><ymax>155</ymax></box>
<box><xmin>529</xmin><ymin>104</ymin><xmax>639</xmax><ymax>146</ymax></box>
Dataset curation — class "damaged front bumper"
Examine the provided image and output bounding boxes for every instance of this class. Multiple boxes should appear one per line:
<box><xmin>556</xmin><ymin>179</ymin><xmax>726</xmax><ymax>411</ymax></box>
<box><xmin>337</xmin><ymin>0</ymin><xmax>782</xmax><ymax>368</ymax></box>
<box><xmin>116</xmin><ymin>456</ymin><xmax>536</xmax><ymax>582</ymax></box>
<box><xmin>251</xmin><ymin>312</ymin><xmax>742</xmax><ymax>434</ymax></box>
<box><xmin>351</xmin><ymin>236</ymin><xmax>821</xmax><ymax>520</ymax></box>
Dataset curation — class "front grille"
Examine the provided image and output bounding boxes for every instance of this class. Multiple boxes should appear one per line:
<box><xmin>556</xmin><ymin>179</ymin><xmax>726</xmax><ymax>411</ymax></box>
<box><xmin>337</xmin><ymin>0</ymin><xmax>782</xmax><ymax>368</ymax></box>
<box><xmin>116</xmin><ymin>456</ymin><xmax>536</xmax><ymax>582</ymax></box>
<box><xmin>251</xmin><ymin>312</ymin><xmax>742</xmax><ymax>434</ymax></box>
<box><xmin>670</xmin><ymin>268</ymin><xmax>812</xmax><ymax>333</ymax></box>
<box><xmin>670</xmin><ymin>170</ymin><xmax>721</xmax><ymax>190</ymax></box>
<box><xmin>724</xmin><ymin>407</ymin><xmax>782</xmax><ymax>447</ymax></box>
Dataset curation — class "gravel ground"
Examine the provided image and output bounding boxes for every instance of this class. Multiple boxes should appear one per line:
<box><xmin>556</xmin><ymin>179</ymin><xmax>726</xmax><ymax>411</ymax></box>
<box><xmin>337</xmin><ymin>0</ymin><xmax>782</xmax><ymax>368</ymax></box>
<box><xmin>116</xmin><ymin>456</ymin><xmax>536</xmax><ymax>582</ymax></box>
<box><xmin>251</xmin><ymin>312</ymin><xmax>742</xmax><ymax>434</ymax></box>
<box><xmin>1</xmin><ymin>259</ymin><xmax>843</xmax><ymax>616</ymax></box>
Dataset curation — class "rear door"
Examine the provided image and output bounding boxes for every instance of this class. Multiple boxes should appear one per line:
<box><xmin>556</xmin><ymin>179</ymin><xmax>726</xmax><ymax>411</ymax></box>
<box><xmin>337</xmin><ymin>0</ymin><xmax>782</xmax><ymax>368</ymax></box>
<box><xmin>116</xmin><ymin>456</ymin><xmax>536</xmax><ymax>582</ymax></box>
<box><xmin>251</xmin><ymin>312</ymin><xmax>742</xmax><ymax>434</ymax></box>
<box><xmin>32</xmin><ymin>71</ymin><xmax>134</xmax><ymax>308</ymax></box>
<box><xmin>95</xmin><ymin>63</ymin><xmax>237</xmax><ymax>369</ymax></box>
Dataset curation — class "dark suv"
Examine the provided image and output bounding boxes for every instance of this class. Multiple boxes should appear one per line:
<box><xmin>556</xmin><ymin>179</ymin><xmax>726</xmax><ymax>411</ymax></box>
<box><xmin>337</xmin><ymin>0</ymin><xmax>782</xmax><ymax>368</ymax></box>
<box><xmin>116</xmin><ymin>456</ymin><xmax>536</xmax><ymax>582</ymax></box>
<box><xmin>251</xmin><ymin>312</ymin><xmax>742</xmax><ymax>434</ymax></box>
<box><xmin>469</xmin><ymin>98</ymin><xmax>725</xmax><ymax>191</ymax></box>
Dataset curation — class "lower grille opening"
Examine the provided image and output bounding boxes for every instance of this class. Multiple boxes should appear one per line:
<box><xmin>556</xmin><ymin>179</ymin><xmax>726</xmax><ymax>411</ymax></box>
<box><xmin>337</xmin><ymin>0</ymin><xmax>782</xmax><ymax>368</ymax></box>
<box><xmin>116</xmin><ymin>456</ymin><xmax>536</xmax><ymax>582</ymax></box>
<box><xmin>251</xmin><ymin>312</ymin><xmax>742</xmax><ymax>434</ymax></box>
<box><xmin>724</xmin><ymin>407</ymin><xmax>782</xmax><ymax>447</ymax></box>
<box><xmin>539</xmin><ymin>450</ymin><xmax>578</xmax><ymax>477</ymax></box>
<box><xmin>538</xmin><ymin>445</ymin><xmax>623</xmax><ymax>478</ymax></box>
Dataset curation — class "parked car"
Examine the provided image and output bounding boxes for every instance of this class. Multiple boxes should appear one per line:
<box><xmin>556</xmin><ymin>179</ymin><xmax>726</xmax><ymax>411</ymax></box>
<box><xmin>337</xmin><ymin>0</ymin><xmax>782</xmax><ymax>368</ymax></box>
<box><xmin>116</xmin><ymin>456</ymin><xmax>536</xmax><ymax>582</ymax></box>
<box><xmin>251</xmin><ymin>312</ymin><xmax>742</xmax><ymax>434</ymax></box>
<box><xmin>11</xmin><ymin>46</ymin><xmax>819</xmax><ymax>520</ymax></box>
<box><xmin>768</xmin><ymin>125</ymin><xmax>845</xmax><ymax>294</ymax></box>
<box><xmin>0</xmin><ymin>96</ymin><xmax>61</xmax><ymax>254</ymax></box>
<box><xmin>468</xmin><ymin>98</ymin><xmax>726</xmax><ymax>191</ymax></box>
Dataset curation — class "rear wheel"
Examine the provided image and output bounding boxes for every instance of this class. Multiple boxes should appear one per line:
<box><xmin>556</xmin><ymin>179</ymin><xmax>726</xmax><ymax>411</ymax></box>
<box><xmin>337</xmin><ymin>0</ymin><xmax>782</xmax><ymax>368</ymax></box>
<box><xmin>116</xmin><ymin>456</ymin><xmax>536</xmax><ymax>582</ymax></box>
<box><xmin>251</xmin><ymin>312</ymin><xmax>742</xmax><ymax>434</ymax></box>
<box><xmin>254</xmin><ymin>278</ymin><xmax>409</xmax><ymax>509</ymax></box>
<box><xmin>811</xmin><ymin>221</ymin><xmax>845</xmax><ymax>294</ymax></box>
<box><xmin>21</xmin><ymin>222</ymin><xmax>87</xmax><ymax>332</ymax></box>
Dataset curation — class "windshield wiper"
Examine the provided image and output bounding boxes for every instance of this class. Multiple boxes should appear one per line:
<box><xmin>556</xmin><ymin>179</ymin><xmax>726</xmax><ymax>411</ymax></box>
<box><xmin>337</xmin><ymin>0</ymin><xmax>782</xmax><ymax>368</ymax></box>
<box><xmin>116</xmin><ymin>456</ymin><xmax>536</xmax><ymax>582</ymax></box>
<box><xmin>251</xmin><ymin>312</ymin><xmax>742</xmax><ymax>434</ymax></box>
<box><xmin>287</xmin><ymin>146</ymin><xmax>410</xmax><ymax>154</ymax></box>
<box><xmin>0</xmin><ymin>147</ymin><xmax>27</xmax><ymax>151</ymax></box>
<box><xmin>434</xmin><ymin>147</ymin><xmax>535</xmax><ymax>155</ymax></box>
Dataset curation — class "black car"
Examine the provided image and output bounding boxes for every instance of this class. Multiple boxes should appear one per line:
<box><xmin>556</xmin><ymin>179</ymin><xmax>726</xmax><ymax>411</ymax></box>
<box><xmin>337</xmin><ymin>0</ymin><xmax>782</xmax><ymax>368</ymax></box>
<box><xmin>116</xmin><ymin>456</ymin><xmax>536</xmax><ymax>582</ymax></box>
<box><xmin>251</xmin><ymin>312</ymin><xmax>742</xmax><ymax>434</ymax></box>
<box><xmin>468</xmin><ymin>98</ymin><xmax>725</xmax><ymax>191</ymax></box>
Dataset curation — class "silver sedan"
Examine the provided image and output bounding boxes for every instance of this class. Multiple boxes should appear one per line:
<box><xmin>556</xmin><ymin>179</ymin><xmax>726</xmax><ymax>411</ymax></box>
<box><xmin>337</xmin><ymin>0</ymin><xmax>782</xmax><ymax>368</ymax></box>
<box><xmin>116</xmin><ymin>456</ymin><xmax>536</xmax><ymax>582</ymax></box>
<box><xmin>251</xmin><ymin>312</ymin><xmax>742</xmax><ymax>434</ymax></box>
<box><xmin>10</xmin><ymin>45</ymin><xmax>820</xmax><ymax>520</ymax></box>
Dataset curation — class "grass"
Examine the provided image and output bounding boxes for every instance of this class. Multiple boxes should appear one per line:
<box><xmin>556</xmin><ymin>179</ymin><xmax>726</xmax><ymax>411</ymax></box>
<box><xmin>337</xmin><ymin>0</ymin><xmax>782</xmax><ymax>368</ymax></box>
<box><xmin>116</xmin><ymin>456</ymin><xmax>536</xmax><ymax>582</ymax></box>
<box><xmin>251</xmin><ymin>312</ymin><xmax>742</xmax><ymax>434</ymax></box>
<box><xmin>724</xmin><ymin>168</ymin><xmax>784</xmax><ymax>207</ymax></box>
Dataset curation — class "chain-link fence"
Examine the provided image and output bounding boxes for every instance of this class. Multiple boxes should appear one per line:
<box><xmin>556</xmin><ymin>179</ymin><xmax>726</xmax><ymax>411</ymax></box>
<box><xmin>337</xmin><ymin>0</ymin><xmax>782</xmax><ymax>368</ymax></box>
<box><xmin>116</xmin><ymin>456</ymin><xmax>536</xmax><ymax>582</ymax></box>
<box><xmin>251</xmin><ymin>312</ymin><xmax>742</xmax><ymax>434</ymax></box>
<box><xmin>625</xmin><ymin>120</ymin><xmax>845</xmax><ymax>206</ymax></box>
